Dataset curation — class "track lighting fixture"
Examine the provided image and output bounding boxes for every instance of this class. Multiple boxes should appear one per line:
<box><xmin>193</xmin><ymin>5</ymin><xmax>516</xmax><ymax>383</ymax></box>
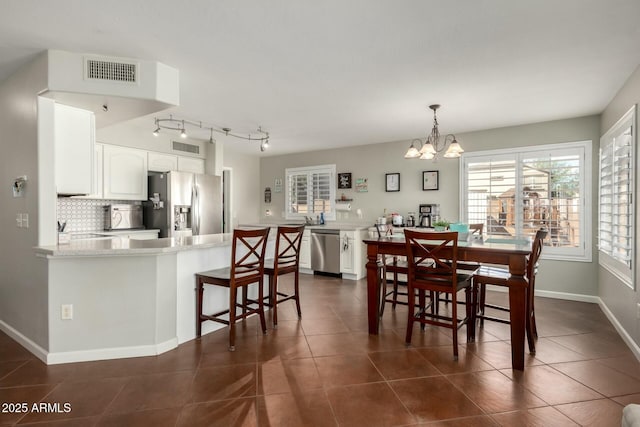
<box><xmin>152</xmin><ymin>116</ymin><xmax>270</xmax><ymax>152</ymax></box>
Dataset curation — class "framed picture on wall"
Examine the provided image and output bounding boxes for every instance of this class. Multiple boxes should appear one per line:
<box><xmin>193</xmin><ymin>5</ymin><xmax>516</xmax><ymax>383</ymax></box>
<box><xmin>385</xmin><ymin>173</ymin><xmax>400</xmax><ymax>192</ymax></box>
<box><xmin>338</xmin><ymin>173</ymin><xmax>352</xmax><ymax>189</ymax></box>
<box><xmin>422</xmin><ymin>170</ymin><xmax>439</xmax><ymax>191</ymax></box>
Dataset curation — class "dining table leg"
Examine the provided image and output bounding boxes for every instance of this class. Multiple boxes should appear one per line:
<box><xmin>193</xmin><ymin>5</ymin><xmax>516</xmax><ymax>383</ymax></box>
<box><xmin>366</xmin><ymin>245</ymin><xmax>381</xmax><ymax>335</ymax></box>
<box><xmin>507</xmin><ymin>254</ymin><xmax>528</xmax><ymax>371</ymax></box>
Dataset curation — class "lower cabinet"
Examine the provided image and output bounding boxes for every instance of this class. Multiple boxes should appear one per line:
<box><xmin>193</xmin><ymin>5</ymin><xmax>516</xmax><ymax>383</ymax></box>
<box><xmin>340</xmin><ymin>230</ymin><xmax>366</xmax><ymax>280</ymax></box>
<box><xmin>340</xmin><ymin>231</ymin><xmax>355</xmax><ymax>274</ymax></box>
<box><xmin>299</xmin><ymin>229</ymin><xmax>311</xmax><ymax>270</ymax></box>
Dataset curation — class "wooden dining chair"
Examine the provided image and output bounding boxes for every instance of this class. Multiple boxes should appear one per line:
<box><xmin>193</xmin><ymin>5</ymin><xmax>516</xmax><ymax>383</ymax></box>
<box><xmin>469</xmin><ymin>223</ymin><xmax>484</xmax><ymax>237</ymax></box>
<box><xmin>379</xmin><ymin>255</ymin><xmax>409</xmax><ymax>316</ymax></box>
<box><xmin>404</xmin><ymin>230</ymin><xmax>475</xmax><ymax>360</ymax></box>
<box><xmin>473</xmin><ymin>228</ymin><xmax>547</xmax><ymax>353</ymax></box>
<box><xmin>263</xmin><ymin>225</ymin><xmax>305</xmax><ymax>327</ymax></box>
<box><xmin>195</xmin><ymin>227</ymin><xmax>270</xmax><ymax>351</ymax></box>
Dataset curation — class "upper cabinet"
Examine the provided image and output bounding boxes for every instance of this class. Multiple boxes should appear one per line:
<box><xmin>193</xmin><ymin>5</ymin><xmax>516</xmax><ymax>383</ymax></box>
<box><xmin>103</xmin><ymin>145</ymin><xmax>148</xmax><ymax>200</ymax></box>
<box><xmin>177</xmin><ymin>156</ymin><xmax>205</xmax><ymax>174</ymax></box>
<box><xmin>54</xmin><ymin>103</ymin><xmax>95</xmax><ymax>195</ymax></box>
<box><xmin>148</xmin><ymin>152</ymin><xmax>205</xmax><ymax>174</ymax></box>
<box><xmin>148</xmin><ymin>152</ymin><xmax>178</xmax><ymax>172</ymax></box>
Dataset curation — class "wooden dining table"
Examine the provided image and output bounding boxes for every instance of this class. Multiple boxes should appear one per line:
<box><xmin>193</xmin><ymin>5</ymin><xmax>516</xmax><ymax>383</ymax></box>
<box><xmin>364</xmin><ymin>234</ymin><xmax>533</xmax><ymax>371</ymax></box>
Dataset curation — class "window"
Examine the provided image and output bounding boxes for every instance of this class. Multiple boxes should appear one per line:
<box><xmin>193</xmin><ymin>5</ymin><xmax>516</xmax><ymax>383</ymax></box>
<box><xmin>599</xmin><ymin>106</ymin><xmax>635</xmax><ymax>288</ymax></box>
<box><xmin>461</xmin><ymin>141</ymin><xmax>592</xmax><ymax>262</ymax></box>
<box><xmin>285</xmin><ymin>164</ymin><xmax>336</xmax><ymax>220</ymax></box>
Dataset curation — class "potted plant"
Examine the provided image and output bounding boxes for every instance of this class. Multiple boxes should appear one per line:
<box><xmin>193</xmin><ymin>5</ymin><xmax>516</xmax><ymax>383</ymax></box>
<box><xmin>433</xmin><ymin>219</ymin><xmax>450</xmax><ymax>231</ymax></box>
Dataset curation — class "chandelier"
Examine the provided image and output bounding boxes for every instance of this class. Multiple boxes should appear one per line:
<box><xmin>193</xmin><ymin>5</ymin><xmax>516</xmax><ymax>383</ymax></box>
<box><xmin>404</xmin><ymin>104</ymin><xmax>464</xmax><ymax>160</ymax></box>
<box><xmin>153</xmin><ymin>115</ymin><xmax>270</xmax><ymax>152</ymax></box>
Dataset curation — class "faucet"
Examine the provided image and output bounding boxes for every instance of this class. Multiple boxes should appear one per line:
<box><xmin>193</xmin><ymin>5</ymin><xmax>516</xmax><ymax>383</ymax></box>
<box><xmin>304</xmin><ymin>216</ymin><xmax>313</xmax><ymax>225</ymax></box>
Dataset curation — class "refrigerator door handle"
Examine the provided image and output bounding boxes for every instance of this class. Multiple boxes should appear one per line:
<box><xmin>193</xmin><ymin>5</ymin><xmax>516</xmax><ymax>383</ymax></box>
<box><xmin>192</xmin><ymin>185</ymin><xmax>199</xmax><ymax>235</ymax></box>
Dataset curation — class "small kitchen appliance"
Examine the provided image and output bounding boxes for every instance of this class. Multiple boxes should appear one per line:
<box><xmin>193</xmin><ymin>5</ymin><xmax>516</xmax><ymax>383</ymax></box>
<box><xmin>104</xmin><ymin>204</ymin><xmax>144</xmax><ymax>230</ymax></box>
<box><xmin>406</xmin><ymin>212</ymin><xmax>416</xmax><ymax>227</ymax></box>
<box><xmin>418</xmin><ymin>204</ymin><xmax>440</xmax><ymax>228</ymax></box>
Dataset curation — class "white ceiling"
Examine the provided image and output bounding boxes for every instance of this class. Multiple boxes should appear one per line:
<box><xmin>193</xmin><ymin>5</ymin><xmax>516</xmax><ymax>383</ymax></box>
<box><xmin>1</xmin><ymin>0</ymin><xmax>639</xmax><ymax>155</ymax></box>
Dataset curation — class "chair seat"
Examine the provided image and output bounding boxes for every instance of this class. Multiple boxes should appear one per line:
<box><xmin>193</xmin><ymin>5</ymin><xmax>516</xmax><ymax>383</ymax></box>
<box><xmin>197</xmin><ymin>267</ymin><xmax>231</xmax><ymax>280</ymax></box>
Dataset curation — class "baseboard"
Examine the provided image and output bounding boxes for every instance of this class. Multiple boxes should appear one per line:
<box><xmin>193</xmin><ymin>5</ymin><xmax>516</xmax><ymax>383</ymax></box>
<box><xmin>534</xmin><ymin>289</ymin><xmax>600</xmax><ymax>304</ymax></box>
<box><xmin>46</xmin><ymin>338</ymin><xmax>179</xmax><ymax>365</ymax></box>
<box><xmin>485</xmin><ymin>285</ymin><xmax>599</xmax><ymax>304</ymax></box>
<box><xmin>597</xmin><ymin>298</ymin><xmax>640</xmax><ymax>362</ymax></box>
<box><xmin>0</xmin><ymin>320</ymin><xmax>49</xmax><ymax>364</ymax></box>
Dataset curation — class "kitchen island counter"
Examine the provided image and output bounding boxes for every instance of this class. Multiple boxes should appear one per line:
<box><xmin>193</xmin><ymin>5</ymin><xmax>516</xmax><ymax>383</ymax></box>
<box><xmin>36</xmin><ymin>232</ymin><xmax>237</xmax><ymax>257</ymax></box>
<box><xmin>28</xmin><ymin>231</ymin><xmax>274</xmax><ymax>365</ymax></box>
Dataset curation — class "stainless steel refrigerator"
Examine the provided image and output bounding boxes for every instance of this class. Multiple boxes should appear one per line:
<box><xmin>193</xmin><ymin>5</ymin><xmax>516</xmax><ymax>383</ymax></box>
<box><xmin>144</xmin><ymin>171</ymin><xmax>222</xmax><ymax>238</ymax></box>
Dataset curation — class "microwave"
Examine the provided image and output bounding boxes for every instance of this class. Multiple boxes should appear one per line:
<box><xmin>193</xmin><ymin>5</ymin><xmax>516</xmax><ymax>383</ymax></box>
<box><xmin>104</xmin><ymin>204</ymin><xmax>144</xmax><ymax>230</ymax></box>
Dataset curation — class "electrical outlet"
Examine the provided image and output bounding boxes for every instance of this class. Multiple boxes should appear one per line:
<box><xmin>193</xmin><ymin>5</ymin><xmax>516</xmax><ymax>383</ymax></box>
<box><xmin>61</xmin><ymin>304</ymin><xmax>73</xmax><ymax>320</ymax></box>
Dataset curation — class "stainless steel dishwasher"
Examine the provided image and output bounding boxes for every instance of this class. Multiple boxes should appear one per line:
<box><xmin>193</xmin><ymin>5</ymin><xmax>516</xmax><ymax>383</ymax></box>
<box><xmin>311</xmin><ymin>229</ymin><xmax>341</xmax><ymax>275</ymax></box>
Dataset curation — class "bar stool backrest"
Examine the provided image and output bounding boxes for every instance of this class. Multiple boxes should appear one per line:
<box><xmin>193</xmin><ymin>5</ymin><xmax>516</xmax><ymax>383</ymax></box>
<box><xmin>231</xmin><ymin>228</ymin><xmax>270</xmax><ymax>286</ymax></box>
<box><xmin>273</xmin><ymin>226</ymin><xmax>305</xmax><ymax>275</ymax></box>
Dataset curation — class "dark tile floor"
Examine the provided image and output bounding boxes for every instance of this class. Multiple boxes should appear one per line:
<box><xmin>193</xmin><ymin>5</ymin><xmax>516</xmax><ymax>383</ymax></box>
<box><xmin>1</xmin><ymin>275</ymin><xmax>639</xmax><ymax>426</ymax></box>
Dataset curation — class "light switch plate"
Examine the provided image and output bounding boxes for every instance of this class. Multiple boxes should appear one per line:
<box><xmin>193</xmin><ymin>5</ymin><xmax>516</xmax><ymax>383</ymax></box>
<box><xmin>16</xmin><ymin>213</ymin><xmax>22</xmax><ymax>228</ymax></box>
<box><xmin>21</xmin><ymin>213</ymin><xmax>29</xmax><ymax>228</ymax></box>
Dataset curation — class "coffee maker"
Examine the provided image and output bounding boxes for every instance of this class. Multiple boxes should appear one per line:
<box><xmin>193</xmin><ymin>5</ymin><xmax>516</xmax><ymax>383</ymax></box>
<box><xmin>418</xmin><ymin>204</ymin><xmax>440</xmax><ymax>228</ymax></box>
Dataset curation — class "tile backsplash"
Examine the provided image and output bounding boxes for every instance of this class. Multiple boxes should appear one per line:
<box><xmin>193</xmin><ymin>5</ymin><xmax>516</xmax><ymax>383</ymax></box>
<box><xmin>57</xmin><ymin>198</ymin><xmax>141</xmax><ymax>233</ymax></box>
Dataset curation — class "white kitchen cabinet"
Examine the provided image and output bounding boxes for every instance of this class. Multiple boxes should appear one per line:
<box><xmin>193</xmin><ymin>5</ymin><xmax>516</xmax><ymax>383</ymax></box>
<box><xmin>54</xmin><ymin>103</ymin><xmax>95</xmax><ymax>195</ymax></box>
<box><xmin>299</xmin><ymin>229</ymin><xmax>312</xmax><ymax>271</ymax></box>
<box><xmin>340</xmin><ymin>229</ymin><xmax>366</xmax><ymax>280</ymax></box>
<box><xmin>148</xmin><ymin>152</ymin><xmax>178</xmax><ymax>172</ymax></box>
<box><xmin>103</xmin><ymin>145</ymin><xmax>148</xmax><ymax>200</ymax></box>
<box><xmin>340</xmin><ymin>231</ymin><xmax>355</xmax><ymax>274</ymax></box>
<box><xmin>71</xmin><ymin>143</ymin><xmax>103</xmax><ymax>199</ymax></box>
<box><xmin>178</xmin><ymin>156</ymin><xmax>205</xmax><ymax>174</ymax></box>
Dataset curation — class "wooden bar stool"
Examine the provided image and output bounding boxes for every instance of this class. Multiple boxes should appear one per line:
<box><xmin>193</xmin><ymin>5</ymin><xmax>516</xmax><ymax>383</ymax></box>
<box><xmin>404</xmin><ymin>230</ymin><xmax>475</xmax><ymax>360</ymax></box>
<box><xmin>195</xmin><ymin>227</ymin><xmax>270</xmax><ymax>351</ymax></box>
<box><xmin>263</xmin><ymin>225</ymin><xmax>305</xmax><ymax>327</ymax></box>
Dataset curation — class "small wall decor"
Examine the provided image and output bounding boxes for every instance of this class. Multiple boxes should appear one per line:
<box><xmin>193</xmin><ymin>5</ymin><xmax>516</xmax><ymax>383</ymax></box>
<box><xmin>264</xmin><ymin>187</ymin><xmax>272</xmax><ymax>203</ymax></box>
<box><xmin>338</xmin><ymin>172</ymin><xmax>352</xmax><ymax>189</ymax></box>
<box><xmin>422</xmin><ymin>170</ymin><xmax>439</xmax><ymax>191</ymax></box>
<box><xmin>385</xmin><ymin>173</ymin><xmax>400</xmax><ymax>192</ymax></box>
<box><xmin>355</xmin><ymin>177</ymin><xmax>368</xmax><ymax>193</ymax></box>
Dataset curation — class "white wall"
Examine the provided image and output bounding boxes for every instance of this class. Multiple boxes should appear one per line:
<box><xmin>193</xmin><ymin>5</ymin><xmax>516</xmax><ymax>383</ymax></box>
<box><xmin>0</xmin><ymin>53</ymin><xmax>50</xmax><ymax>350</ymax></box>
<box><xmin>260</xmin><ymin>115</ymin><xmax>601</xmax><ymax>297</ymax></box>
<box><xmin>223</xmin><ymin>144</ymin><xmax>261</xmax><ymax>227</ymax></box>
<box><xmin>599</xmin><ymin>64</ymin><xmax>640</xmax><ymax>349</ymax></box>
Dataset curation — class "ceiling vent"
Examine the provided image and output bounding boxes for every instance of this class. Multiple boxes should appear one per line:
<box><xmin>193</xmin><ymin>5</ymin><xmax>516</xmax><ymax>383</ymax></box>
<box><xmin>172</xmin><ymin>141</ymin><xmax>200</xmax><ymax>154</ymax></box>
<box><xmin>85</xmin><ymin>57</ymin><xmax>137</xmax><ymax>83</ymax></box>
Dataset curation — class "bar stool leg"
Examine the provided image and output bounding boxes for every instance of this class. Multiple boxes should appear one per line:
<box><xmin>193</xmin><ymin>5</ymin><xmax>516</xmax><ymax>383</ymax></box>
<box><xmin>270</xmin><ymin>274</ymin><xmax>278</xmax><ymax>328</ymax></box>
<box><xmin>229</xmin><ymin>285</ymin><xmax>237</xmax><ymax>351</ymax></box>
<box><xmin>293</xmin><ymin>270</ymin><xmax>302</xmax><ymax>318</ymax></box>
<box><xmin>258</xmin><ymin>280</ymin><xmax>267</xmax><ymax>335</ymax></box>
<box><xmin>196</xmin><ymin>277</ymin><xmax>204</xmax><ymax>338</ymax></box>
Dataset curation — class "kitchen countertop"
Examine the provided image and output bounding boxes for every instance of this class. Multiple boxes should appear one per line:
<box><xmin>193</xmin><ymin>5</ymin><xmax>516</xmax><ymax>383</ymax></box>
<box><xmin>36</xmin><ymin>231</ymin><xmax>261</xmax><ymax>258</ymax></box>
<box><xmin>244</xmin><ymin>222</ymin><xmax>370</xmax><ymax>231</ymax></box>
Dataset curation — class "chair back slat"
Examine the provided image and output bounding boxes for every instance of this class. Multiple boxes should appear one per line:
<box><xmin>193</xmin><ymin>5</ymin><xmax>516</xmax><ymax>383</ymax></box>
<box><xmin>404</xmin><ymin>230</ymin><xmax>459</xmax><ymax>288</ymax></box>
<box><xmin>274</xmin><ymin>225</ymin><xmax>305</xmax><ymax>273</ymax></box>
<box><xmin>526</xmin><ymin>229</ymin><xmax>547</xmax><ymax>279</ymax></box>
<box><xmin>231</xmin><ymin>228</ymin><xmax>270</xmax><ymax>283</ymax></box>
